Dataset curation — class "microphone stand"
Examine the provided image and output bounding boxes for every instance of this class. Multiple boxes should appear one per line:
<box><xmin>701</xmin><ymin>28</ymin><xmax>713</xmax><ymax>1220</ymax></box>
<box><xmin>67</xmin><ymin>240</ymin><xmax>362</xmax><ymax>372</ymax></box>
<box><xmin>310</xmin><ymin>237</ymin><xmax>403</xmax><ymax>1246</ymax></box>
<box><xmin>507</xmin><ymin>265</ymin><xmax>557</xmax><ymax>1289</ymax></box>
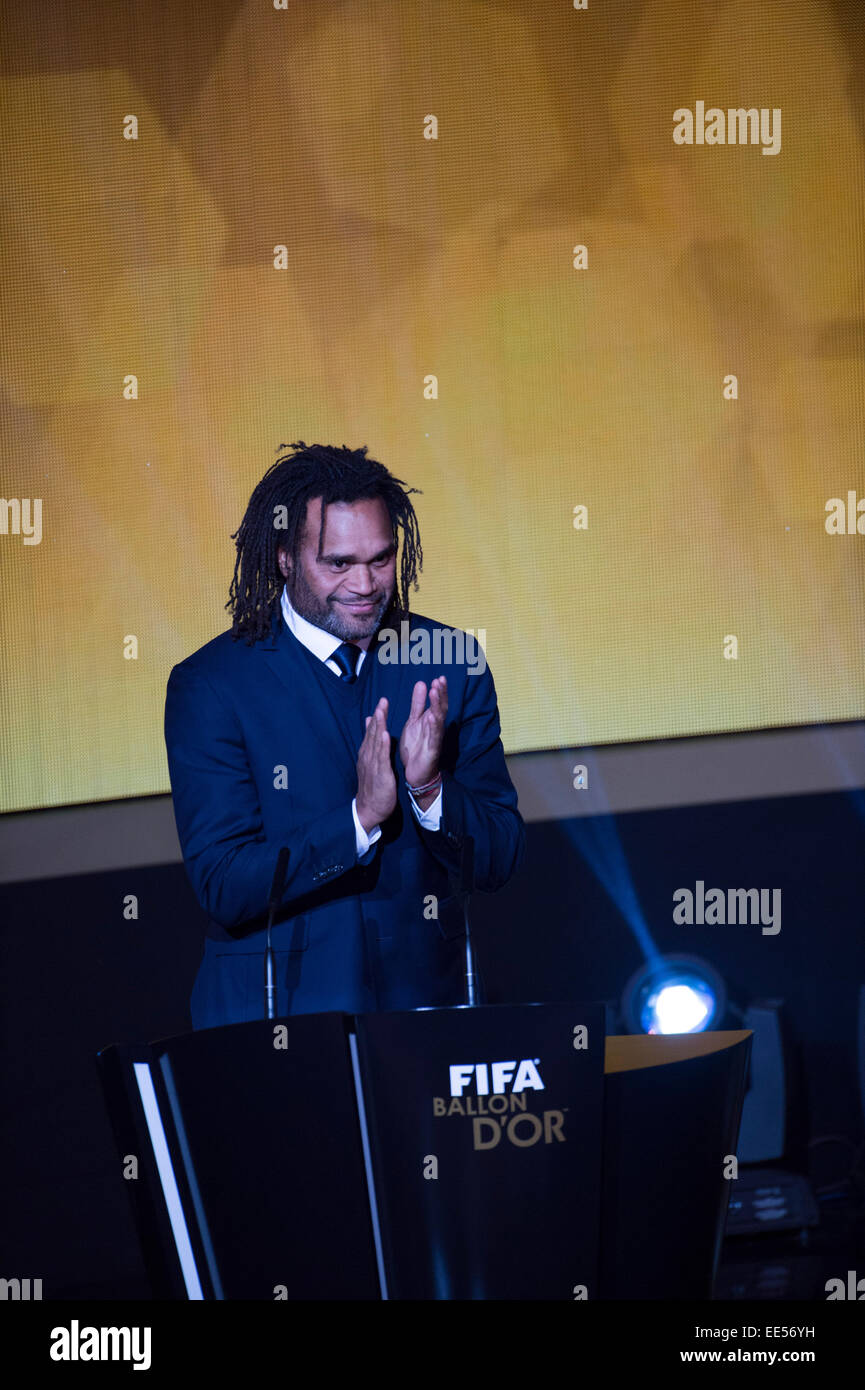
<box><xmin>458</xmin><ymin>836</ymin><xmax>477</xmax><ymax>1007</ymax></box>
<box><xmin>264</xmin><ymin>848</ymin><xmax>290</xmax><ymax>1020</ymax></box>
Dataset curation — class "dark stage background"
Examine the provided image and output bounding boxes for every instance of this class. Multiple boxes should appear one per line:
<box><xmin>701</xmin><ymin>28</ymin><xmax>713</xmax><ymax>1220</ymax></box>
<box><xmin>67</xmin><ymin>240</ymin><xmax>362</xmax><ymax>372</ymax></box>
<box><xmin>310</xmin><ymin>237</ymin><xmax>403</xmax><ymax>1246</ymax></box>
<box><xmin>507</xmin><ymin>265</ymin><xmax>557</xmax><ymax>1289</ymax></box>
<box><xmin>2</xmin><ymin>782</ymin><xmax>864</xmax><ymax>1299</ymax></box>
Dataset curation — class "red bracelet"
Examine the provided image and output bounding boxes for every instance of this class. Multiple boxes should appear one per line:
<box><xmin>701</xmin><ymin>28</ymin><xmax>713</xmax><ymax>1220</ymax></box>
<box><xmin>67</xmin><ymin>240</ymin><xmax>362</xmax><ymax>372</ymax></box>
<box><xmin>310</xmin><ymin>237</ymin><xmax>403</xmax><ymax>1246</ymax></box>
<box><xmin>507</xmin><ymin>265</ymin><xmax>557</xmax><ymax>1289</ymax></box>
<box><xmin>407</xmin><ymin>772</ymin><xmax>442</xmax><ymax>794</ymax></box>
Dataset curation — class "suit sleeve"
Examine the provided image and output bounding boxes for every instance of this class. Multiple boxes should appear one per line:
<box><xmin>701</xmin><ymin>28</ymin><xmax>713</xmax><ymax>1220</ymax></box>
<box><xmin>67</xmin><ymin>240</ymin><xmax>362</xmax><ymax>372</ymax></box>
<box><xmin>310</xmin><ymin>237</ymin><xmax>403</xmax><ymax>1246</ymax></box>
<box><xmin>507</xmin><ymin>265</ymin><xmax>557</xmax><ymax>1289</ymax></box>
<box><xmin>164</xmin><ymin>662</ymin><xmax>359</xmax><ymax>932</ymax></box>
<box><xmin>413</xmin><ymin>660</ymin><xmax>525</xmax><ymax>892</ymax></box>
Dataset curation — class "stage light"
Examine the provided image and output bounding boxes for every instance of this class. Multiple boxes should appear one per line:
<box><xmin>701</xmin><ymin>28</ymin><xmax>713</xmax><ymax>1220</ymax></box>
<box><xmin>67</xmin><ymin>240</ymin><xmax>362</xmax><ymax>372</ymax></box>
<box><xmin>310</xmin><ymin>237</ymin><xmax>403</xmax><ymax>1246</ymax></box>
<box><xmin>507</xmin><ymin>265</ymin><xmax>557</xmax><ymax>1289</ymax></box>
<box><xmin>621</xmin><ymin>954</ymin><xmax>727</xmax><ymax>1035</ymax></box>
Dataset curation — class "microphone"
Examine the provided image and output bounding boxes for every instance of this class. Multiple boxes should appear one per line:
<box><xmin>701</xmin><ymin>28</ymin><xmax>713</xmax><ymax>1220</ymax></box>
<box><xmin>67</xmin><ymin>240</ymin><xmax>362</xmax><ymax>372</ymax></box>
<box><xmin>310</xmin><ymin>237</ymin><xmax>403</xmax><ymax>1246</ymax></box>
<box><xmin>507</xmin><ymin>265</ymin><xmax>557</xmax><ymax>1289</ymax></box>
<box><xmin>264</xmin><ymin>848</ymin><xmax>290</xmax><ymax>1020</ymax></box>
<box><xmin>458</xmin><ymin>836</ymin><xmax>477</xmax><ymax>1007</ymax></box>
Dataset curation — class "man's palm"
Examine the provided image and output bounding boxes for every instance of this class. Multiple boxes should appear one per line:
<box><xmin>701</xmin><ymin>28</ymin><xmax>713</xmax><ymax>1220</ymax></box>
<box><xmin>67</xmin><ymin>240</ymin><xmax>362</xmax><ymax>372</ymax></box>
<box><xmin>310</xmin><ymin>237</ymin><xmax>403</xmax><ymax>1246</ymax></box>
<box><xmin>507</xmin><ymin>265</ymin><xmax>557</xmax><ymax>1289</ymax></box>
<box><xmin>399</xmin><ymin>677</ymin><xmax>448</xmax><ymax>783</ymax></box>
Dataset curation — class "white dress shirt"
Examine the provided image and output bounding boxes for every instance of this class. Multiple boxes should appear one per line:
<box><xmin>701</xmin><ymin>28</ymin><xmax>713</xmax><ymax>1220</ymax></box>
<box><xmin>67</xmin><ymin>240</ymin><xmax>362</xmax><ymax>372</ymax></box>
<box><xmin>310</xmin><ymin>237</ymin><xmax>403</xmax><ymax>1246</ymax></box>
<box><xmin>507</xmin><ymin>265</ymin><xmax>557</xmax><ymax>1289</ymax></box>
<box><xmin>280</xmin><ymin>587</ymin><xmax>443</xmax><ymax>860</ymax></box>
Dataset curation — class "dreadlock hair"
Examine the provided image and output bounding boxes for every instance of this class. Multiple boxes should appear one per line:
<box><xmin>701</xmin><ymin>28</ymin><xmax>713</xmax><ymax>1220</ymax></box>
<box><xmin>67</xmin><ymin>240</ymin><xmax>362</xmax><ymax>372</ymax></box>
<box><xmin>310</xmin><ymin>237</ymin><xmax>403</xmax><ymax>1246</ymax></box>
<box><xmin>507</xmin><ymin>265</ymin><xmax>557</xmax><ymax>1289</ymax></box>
<box><xmin>227</xmin><ymin>441</ymin><xmax>423</xmax><ymax>645</ymax></box>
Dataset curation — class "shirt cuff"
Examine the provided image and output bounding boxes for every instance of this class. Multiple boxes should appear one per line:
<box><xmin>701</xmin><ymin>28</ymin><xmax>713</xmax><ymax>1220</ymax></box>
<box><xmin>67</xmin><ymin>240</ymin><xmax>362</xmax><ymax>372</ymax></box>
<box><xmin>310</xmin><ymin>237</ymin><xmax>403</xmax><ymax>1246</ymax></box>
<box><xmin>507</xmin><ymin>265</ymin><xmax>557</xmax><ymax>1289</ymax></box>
<box><xmin>408</xmin><ymin>784</ymin><xmax>443</xmax><ymax>830</ymax></box>
<box><xmin>352</xmin><ymin>797</ymin><xmax>382</xmax><ymax>859</ymax></box>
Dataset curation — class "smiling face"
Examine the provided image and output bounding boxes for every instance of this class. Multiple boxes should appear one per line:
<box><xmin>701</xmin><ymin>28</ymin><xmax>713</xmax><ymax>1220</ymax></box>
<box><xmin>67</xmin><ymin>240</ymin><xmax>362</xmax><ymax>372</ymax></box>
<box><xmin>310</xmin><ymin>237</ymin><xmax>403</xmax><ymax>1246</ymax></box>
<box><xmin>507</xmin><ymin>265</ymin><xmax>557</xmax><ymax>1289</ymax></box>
<box><xmin>278</xmin><ymin>495</ymin><xmax>397</xmax><ymax>649</ymax></box>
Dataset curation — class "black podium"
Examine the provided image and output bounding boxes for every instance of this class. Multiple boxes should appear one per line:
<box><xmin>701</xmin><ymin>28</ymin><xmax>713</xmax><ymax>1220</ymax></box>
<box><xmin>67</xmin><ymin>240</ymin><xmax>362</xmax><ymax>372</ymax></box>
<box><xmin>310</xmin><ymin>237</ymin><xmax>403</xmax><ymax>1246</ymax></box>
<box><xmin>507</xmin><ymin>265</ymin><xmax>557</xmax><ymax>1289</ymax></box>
<box><xmin>97</xmin><ymin>1005</ymin><xmax>750</xmax><ymax>1300</ymax></box>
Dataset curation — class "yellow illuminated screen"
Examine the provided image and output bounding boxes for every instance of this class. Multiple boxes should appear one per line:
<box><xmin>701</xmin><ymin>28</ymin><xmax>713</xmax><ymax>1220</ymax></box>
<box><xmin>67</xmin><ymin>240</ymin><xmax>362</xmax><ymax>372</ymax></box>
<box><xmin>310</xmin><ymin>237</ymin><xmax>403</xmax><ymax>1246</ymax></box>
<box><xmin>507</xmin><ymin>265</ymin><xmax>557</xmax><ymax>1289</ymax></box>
<box><xmin>1</xmin><ymin>0</ymin><xmax>864</xmax><ymax>813</ymax></box>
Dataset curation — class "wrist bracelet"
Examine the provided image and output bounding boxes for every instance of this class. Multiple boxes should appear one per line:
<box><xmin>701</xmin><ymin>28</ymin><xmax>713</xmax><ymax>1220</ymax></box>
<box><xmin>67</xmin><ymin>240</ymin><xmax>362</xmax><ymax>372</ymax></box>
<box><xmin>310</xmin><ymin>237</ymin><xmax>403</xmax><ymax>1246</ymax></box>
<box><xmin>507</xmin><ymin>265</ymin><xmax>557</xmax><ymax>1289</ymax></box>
<box><xmin>407</xmin><ymin>772</ymin><xmax>442</xmax><ymax>794</ymax></box>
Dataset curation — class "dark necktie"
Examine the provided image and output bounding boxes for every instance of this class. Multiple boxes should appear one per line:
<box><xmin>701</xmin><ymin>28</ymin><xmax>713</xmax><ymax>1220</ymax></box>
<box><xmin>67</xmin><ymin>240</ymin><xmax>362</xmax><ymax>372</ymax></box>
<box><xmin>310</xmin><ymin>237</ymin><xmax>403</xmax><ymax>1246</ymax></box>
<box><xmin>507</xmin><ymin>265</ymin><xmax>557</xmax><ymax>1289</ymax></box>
<box><xmin>330</xmin><ymin>642</ymin><xmax>361</xmax><ymax>683</ymax></box>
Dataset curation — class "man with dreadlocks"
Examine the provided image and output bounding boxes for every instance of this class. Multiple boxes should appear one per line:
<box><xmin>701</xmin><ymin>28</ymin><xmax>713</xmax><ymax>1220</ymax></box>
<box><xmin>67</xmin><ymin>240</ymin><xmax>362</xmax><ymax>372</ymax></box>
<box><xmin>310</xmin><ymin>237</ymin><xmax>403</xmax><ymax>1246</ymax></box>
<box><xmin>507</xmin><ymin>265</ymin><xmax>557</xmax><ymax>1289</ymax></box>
<box><xmin>164</xmin><ymin>441</ymin><xmax>525</xmax><ymax>1027</ymax></box>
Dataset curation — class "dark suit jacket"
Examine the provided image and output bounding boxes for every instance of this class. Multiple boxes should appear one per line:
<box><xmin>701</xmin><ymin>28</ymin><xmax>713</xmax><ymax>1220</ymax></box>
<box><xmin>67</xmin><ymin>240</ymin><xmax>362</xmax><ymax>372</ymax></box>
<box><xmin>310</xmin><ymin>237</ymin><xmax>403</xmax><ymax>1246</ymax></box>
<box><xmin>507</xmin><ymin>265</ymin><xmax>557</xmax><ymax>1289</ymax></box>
<box><xmin>164</xmin><ymin>607</ymin><xmax>525</xmax><ymax>1027</ymax></box>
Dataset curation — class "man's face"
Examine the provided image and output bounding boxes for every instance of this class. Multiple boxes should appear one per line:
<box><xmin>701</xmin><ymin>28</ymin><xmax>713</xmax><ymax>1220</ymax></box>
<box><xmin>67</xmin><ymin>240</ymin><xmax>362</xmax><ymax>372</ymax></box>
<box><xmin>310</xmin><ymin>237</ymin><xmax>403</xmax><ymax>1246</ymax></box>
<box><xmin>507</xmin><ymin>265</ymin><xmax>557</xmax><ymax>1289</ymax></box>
<box><xmin>278</xmin><ymin>496</ymin><xmax>397</xmax><ymax>647</ymax></box>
